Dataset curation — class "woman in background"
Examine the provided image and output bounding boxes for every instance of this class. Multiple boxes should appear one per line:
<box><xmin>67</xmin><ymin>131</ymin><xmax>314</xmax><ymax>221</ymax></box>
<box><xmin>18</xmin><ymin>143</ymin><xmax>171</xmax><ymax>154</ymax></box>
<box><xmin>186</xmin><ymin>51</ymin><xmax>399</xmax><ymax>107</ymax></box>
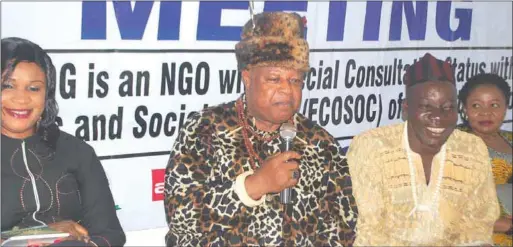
<box><xmin>458</xmin><ymin>73</ymin><xmax>512</xmax><ymax>246</ymax></box>
<box><xmin>1</xmin><ymin>37</ymin><xmax>125</xmax><ymax>246</ymax></box>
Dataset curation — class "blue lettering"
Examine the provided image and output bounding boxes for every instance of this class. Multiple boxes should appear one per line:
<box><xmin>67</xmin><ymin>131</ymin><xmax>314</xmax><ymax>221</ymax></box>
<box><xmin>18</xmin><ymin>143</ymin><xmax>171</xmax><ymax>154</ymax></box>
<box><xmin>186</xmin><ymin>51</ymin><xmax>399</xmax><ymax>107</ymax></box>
<box><xmin>82</xmin><ymin>2</ymin><xmax>107</xmax><ymax>39</ymax></box>
<box><xmin>327</xmin><ymin>1</ymin><xmax>347</xmax><ymax>41</ymax></box>
<box><xmin>363</xmin><ymin>1</ymin><xmax>382</xmax><ymax>41</ymax></box>
<box><xmin>81</xmin><ymin>1</ymin><xmax>181</xmax><ymax>40</ymax></box>
<box><xmin>113</xmin><ymin>1</ymin><xmax>154</xmax><ymax>40</ymax></box>
<box><xmin>436</xmin><ymin>1</ymin><xmax>472</xmax><ymax>41</ymax></box>
<box><xmin>81</xmin><ymin>0</ymin><xmax>474</xmax><ymax>43</ymax></box>
<box><xmin>389</xmin><ymin>1</ymin><xmax>428</xmax><ymax>41</ymax></box>
<box><xmin>157</xmin><ymin>2</ymin><xmax>182</xmax><ymax>40</ymax></box>
<box><xmin>197</xmin><ymin>1</ymin><xmax>249</xmax><ymax>41</ymax></box>
<box><xmin>263</xmin><ymin>1</ymin><xmax>307</xmax><ymax>12</ymax></box>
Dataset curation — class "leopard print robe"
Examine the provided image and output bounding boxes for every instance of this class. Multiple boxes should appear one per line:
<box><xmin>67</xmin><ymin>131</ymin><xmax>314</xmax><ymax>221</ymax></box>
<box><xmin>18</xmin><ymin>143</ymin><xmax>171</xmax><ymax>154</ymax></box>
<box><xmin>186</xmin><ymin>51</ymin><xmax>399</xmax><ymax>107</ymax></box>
<box><xmin>164</xmin><ymin>97</ymin><xmax>357</xmax><ymax>246</ymax></box>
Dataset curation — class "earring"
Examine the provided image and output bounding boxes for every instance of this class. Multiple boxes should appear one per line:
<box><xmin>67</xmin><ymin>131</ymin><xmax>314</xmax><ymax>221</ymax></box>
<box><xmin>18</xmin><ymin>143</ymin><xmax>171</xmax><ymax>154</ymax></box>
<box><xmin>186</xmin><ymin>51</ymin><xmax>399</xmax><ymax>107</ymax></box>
<box><xmin>36</xmin><ymin>117</ymin><xmax>42</xmax><ymax>130</ymax></box>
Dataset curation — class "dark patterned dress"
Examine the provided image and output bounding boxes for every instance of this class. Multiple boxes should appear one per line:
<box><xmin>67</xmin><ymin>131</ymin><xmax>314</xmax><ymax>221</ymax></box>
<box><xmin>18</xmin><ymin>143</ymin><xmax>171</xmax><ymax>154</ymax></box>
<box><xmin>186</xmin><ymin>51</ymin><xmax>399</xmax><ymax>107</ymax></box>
<box><xmin>1</xmin><ymin>130</ymin><xmax>125</xmax><ymax>246</ymax></box>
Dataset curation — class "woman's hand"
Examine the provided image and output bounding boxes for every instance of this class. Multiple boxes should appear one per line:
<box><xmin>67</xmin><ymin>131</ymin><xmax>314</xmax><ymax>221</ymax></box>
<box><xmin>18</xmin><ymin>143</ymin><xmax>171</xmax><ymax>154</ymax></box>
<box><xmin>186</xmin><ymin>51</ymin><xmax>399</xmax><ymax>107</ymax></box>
<box><xmin>47</xmin><ymin>220</ymin><xmax>89</xmax><ymax>242</ymax></box>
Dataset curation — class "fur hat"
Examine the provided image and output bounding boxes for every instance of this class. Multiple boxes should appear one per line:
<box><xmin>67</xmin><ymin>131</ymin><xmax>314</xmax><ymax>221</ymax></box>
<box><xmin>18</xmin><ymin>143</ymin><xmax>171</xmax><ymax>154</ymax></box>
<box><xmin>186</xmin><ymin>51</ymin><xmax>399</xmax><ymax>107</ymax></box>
<box><xmin>403</xmin><ymin>53</ymin><xmax>455</xmax><ymax>87</ymax></box>
<box><xmin>235</xmin><ymin>12</ymin><xmax>309</xmax><ymax>72</ymax></box>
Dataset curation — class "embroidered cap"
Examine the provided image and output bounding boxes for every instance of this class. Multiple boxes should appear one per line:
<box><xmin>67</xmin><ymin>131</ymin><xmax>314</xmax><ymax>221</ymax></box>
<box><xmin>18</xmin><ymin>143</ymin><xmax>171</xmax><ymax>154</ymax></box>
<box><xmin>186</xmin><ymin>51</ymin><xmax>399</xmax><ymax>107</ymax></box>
<box><xmin>403</xmin><ymin>53</ymin><xmax>455</xmax><ymax>87</ymax></box>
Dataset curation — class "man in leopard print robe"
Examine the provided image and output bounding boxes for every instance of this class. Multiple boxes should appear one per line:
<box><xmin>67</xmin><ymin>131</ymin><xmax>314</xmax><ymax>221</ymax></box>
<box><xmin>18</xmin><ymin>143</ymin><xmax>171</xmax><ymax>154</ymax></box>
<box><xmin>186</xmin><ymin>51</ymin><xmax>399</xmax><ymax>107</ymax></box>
<box><xmin>164</xmin><ymin>12</ymin><xmax>357</xmax><ymax>247</ymax></box>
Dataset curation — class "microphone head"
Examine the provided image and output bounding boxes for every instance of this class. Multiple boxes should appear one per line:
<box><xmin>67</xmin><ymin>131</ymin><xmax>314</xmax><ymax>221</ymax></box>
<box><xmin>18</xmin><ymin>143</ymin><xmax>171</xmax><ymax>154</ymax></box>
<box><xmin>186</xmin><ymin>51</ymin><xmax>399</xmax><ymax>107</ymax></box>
<box><xmin>280</xmin><ymin>123</ymin><xmax>297</xmax><ymax>140</ymax></box>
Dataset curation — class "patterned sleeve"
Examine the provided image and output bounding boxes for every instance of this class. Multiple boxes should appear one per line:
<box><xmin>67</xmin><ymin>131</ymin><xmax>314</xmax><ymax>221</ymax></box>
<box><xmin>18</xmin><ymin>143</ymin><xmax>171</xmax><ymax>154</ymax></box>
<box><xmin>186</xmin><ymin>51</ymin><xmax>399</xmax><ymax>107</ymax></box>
<box><xmin>317</xmin><ymin>140</ymin><xmax>358</xmax><ymax>246</ymax></box>
<box><xmin>163</xmin><ymin>112</ymin><xmax>246</xmax><ymax>247</ymax></box>
<box><xmin>346</xmin><ymin>135</ymin><xmax>391</xmax><ymax>246</ymax></box>
<box><xmin>455</xmin><ymin>140</ymin><xmax>500</xmax><ymax>246</ymax></box>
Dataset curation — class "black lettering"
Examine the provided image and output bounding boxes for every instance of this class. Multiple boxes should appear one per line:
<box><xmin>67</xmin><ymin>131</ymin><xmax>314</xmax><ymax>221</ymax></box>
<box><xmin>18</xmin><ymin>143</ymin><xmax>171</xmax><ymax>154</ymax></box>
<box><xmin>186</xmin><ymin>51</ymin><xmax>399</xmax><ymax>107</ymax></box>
<box><xmin>92</xmin><ymin>115</ymin><xmax>106</xmax><ymax>140</ymax></box>
<box><xmin>319</xmin><ymin>97</ymin><xmax>330</xmax><ymax>126</ymax></box>
<box><xmin>308</xmin><ymin>98</ymin><xmax>319</xmax><ymax>121</ymax></box>
<box><xmin>88</xmin><ymin>63</ymin><xmax>95</xmax><ymax>98</ymax></box>
<box><xmin>301</xmin><ymin>98</ymin><xmax>309</xmax><ymax>115</ymax></box>
<box><xmin>219</xmin><ymin>70</ymin><xmax>242</xmax><ymax>94</ymax></box>
<box><xmin>354</xmin><ymin>95</ymin><xmax>365</xmax><ymax>123</ymax></box>
<box><xmin>343</xmin><ymin>96</ymin><xmax>353</xmax><ymax>124</ymax></box>
<box><xmin>178</xmin><ymin>104</ymin><xmax>187</xmax><ymax>132</ymax></box>
<box><xmin>149</xmin><ymin>113</ymin><xmax>163</xmax><ymax>138</ymax></box>
<box><xmin>109</xmin><ymin>107</ymin><xmax>123</xmax><ymax>139</ymax></box>
<box><xmin>365</xmin><ymin>66</ymin><xmax>375</xmax><ymax>87</ymax></box>
<box><xmin>332</xmin><ymin>96</ymin><xmax>342</xmax><ymax>125</ymax></box>
<box><xmin>87</xmin><ymin>63</ymin><xmax>109</xmax><ymax>98</ymax></box>
<box><xmin>356</xmin><ymin>66</ymin><xmax>365</xmax><ymax>88</ymax></box>
<box><xmin>119</xmin><ymin>70</ymin><xmax>149</xmax><ymax>97</ymax></box>
<box><xmin>96</xmin><ymin>71</ymin><xmax>109</xmax><ymax>98</ymax></box>
<box><xmin>75</xmin><ymin>116</ymin><xmax>90</xmax><ymax>141</ymax></box>
<box><xmin>163</xmin><ymin>112</ymin><xmax>177</xmax><ymax>136</ymax></box>
<box><xmin>195</xmin><ymin>62</ymin><xmax>209</xmax><ymax>95</ymax></box>
<box><xmin>59</xmin><ymin>63</ymin><xmax>76</xmax><ymax>99</ymax></box>
<box><xmin>161</xmin><ymin>63</ymin><xmax>176</xmax><ymax>95</ymax></box>
<box><xmin>179</xmin><ymin>62</ymin><xmax>193</xmax><ymax>95</ymax></box>
<box><xmin>119</xmin><ymin>71</ymin><xmax>133</xmax><ymax>97</ymax></box>
<box><xmin>306</xmin><ymin>67</ymin><xmax>316</xmax><ymax>91</ymax></box>
<box><xmin>133</xmin><ymin>105</ymin><xmax>148</xmax><ymax>138</ymax></box>
<box><xmin>366</xmin><ymin>94</ymin><xmax>377</xmax><ymax>122</ymax></box>
<box><xmin>376</xmin><ymin>65</ymin><xmax>384</xmax><ymax>87</ymax></box>
<box><xmin>345</xmin><ymin>59</ymin><xmax>356</xmax><ymax>89</ymax></box>
<box><xmin>317</xmin><ymin>60</ymin><xmax>324</xmax><ymax>90</ymax></box>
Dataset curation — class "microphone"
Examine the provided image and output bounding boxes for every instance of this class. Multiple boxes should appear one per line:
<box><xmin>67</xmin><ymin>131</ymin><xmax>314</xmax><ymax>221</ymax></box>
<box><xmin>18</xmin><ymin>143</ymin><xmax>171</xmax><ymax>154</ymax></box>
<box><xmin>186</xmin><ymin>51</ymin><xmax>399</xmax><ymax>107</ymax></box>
<box><xmin>279</xmin><ymin>122</ymin><xmax>297</xmax><ymax>204</ymax></box>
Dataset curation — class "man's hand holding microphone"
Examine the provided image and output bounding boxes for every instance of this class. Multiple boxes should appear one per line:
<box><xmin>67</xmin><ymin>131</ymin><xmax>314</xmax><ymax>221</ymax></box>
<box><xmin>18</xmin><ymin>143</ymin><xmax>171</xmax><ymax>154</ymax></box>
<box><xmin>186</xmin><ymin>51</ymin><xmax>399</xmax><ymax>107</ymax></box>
<box><xmin>244</xmin><ymin>123</ymin><xmax>300</xmax><ymax>204</ymax></box>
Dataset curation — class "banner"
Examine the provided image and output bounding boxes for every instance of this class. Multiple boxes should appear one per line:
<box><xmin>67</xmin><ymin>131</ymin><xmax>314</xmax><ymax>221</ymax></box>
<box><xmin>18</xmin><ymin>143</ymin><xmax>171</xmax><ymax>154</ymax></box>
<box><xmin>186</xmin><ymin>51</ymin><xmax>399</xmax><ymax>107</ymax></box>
<box><xmin>2</xmin><ymin>1</ymin><xmax>512</xmax><ymax>231</ymax></box>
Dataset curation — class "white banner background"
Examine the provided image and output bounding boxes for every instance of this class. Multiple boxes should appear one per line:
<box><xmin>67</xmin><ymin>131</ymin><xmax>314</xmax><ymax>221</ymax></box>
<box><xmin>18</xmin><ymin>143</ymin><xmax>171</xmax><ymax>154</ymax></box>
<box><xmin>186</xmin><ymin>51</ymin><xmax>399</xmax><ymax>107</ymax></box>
<box><xmin>2</xmin><ymin>1</ymin><xmax>512</xmax><ymax>231</ymax></box>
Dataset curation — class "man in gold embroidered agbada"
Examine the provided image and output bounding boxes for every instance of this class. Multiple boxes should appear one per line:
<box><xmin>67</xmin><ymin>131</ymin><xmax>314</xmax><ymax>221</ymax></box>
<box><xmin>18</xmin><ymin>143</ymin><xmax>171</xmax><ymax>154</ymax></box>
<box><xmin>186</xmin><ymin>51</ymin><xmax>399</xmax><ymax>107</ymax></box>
<box><xmin>163</xmin><ymin>12</ymin><xmax>357</xmax><ymax>246</ymax></box>
<box><xmin>347</xmin><ymin>53</ymin><xmax>500</xmax><ymax>246</ymax></box>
